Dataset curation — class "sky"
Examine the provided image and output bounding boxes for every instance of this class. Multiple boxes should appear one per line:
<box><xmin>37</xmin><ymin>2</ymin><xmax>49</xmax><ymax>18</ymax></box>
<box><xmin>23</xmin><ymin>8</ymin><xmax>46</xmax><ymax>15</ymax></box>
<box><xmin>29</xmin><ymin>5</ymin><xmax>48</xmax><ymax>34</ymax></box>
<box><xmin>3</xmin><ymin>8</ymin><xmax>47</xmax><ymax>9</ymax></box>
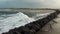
<box><xmin>0</xmin><ymin>0</ymin><xmax>60</xmax><ymax>8</ymax></box>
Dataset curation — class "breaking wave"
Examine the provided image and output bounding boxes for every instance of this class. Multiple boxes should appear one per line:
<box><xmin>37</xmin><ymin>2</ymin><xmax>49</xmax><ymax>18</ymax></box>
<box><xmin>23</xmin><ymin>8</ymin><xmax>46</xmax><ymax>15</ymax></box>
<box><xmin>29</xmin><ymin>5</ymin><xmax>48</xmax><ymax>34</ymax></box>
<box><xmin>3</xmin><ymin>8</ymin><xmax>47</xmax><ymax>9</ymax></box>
<box><xmin>0</xmin><ymin>11</ymin><xmax>35</xmax><ymax>34</ymax></box>
<box><xmin>0</xmin><ymin>10</ymin><xmax>54</xmax><ymax>34</ymax></box>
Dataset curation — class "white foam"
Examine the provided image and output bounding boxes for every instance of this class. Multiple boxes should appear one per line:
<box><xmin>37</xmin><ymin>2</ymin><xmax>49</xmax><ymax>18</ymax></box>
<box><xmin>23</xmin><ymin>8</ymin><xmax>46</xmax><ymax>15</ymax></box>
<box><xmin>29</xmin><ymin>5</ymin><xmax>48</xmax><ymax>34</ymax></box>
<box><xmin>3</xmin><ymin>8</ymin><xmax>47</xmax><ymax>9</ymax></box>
<box><xmin>0</xmin><ymin>12</ymin><xmax>35</xmax><ymax>34</ymax></box>
<box><xmin>32</xmin><ymin>13</ymin><xmax>50</xmax><ymax>20</ymax></box>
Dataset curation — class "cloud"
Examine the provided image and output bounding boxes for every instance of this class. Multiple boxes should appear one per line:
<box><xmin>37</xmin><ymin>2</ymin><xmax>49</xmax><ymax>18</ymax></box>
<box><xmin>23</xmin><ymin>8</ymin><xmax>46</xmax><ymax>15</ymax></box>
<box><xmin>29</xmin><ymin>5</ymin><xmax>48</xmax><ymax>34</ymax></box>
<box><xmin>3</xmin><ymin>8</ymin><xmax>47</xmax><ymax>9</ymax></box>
<box><xmin>0</xmin><ymin>0</ymin><xmax>60</xmax><ymax>8</ymax></box>
<box><xmin>40</xmin><ymin>0</ymin><xmax>60</xmax><ymax>8</ymax></box>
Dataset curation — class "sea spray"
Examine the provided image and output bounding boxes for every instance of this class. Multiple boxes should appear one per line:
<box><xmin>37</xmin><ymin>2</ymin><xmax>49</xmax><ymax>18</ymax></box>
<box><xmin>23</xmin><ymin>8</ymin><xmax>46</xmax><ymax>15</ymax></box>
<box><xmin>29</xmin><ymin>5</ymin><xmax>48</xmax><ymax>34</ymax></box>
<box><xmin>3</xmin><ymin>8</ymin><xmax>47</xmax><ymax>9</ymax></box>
<box><xmin>0</xmin><ymin>12</ymin><xmax>35</xmax><ymax>34</ymax></box>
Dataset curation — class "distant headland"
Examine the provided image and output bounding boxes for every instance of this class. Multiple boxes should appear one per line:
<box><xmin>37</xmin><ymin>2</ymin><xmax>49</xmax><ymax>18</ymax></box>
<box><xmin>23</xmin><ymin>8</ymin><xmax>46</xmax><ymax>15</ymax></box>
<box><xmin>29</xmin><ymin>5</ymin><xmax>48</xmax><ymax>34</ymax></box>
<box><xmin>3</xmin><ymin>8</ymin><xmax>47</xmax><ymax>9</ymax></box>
<box><xmin>0</xmin><ymin>8</ymin><xmax>59</xmax><ymax>10</ymax></box>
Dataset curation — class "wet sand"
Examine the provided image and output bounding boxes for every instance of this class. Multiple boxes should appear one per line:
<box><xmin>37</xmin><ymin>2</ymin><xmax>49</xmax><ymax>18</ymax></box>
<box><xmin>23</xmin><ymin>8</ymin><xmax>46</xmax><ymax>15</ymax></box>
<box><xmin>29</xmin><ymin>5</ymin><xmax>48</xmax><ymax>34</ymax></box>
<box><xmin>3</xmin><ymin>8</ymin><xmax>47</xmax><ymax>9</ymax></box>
<box><xmin>37</xmin><ymin>14</ymin><xmax>60</xmax><ymax>34</ymax></box>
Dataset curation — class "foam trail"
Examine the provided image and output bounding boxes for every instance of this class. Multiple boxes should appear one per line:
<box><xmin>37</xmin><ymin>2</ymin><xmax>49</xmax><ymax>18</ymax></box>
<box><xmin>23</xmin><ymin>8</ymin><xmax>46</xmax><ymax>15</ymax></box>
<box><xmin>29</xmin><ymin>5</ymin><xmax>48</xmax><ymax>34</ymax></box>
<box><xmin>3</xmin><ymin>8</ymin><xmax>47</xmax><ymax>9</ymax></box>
<box><xmin>0</xmin><ymin>12</ymin><xmax>35</xmax><ymax>34</ymax></box>
<box><xmin>32</xmin><ymin>13</ymin><xmax>50</xmax><ymax>20</ymax></box>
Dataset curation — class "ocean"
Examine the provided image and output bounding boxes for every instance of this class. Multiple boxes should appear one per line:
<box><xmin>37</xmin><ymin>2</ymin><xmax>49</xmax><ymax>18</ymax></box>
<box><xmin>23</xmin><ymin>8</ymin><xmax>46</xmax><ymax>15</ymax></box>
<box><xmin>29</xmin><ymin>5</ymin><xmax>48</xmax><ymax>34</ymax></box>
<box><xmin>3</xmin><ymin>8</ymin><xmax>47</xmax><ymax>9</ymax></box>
<box><xmin>0</xmin><ymin>10</ymin><xmax>55</xmax><ymax>34</ymax></box>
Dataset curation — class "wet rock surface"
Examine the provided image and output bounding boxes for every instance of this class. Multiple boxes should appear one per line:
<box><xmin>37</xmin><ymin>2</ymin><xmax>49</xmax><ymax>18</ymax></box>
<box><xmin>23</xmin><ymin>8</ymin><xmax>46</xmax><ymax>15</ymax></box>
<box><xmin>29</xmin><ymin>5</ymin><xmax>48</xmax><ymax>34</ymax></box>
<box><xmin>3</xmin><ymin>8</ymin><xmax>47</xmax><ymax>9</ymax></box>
<box><xmin>37</xmin><ymin>14</ymin><xmax>60</xmax><ymax>34</ymax></box>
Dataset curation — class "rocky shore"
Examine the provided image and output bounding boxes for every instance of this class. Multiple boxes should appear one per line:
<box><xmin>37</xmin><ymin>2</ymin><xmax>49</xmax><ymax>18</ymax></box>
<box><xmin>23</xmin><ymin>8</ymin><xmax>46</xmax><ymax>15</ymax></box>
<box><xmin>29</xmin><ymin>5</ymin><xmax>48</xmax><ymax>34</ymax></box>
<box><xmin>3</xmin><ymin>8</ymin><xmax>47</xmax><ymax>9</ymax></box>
<box><xmin>2</xmin><ymin>10</ymin><xmax>60</xmax><ymax>34</ymax></box>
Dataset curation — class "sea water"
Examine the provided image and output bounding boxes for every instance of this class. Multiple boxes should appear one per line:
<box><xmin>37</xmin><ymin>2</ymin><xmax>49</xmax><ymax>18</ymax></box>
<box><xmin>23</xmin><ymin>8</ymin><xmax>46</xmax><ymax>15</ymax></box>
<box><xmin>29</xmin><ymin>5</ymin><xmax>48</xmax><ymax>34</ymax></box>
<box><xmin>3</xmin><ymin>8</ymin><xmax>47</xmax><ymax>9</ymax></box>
<box><xmin>0</xmin><ymin>10</ymin><xmax>55</xmax><ymax>34</ymax></box>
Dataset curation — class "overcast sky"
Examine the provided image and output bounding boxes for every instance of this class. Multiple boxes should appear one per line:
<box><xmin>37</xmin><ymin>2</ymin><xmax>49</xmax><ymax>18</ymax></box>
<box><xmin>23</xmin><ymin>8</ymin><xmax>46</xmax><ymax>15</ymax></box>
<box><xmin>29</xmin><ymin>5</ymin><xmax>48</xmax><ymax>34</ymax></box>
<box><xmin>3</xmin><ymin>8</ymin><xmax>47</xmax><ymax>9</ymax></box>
<box><xmin>0</xmin><ymin>0</ymin><xmax>60</xmax><ymax>8</ymax></box>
